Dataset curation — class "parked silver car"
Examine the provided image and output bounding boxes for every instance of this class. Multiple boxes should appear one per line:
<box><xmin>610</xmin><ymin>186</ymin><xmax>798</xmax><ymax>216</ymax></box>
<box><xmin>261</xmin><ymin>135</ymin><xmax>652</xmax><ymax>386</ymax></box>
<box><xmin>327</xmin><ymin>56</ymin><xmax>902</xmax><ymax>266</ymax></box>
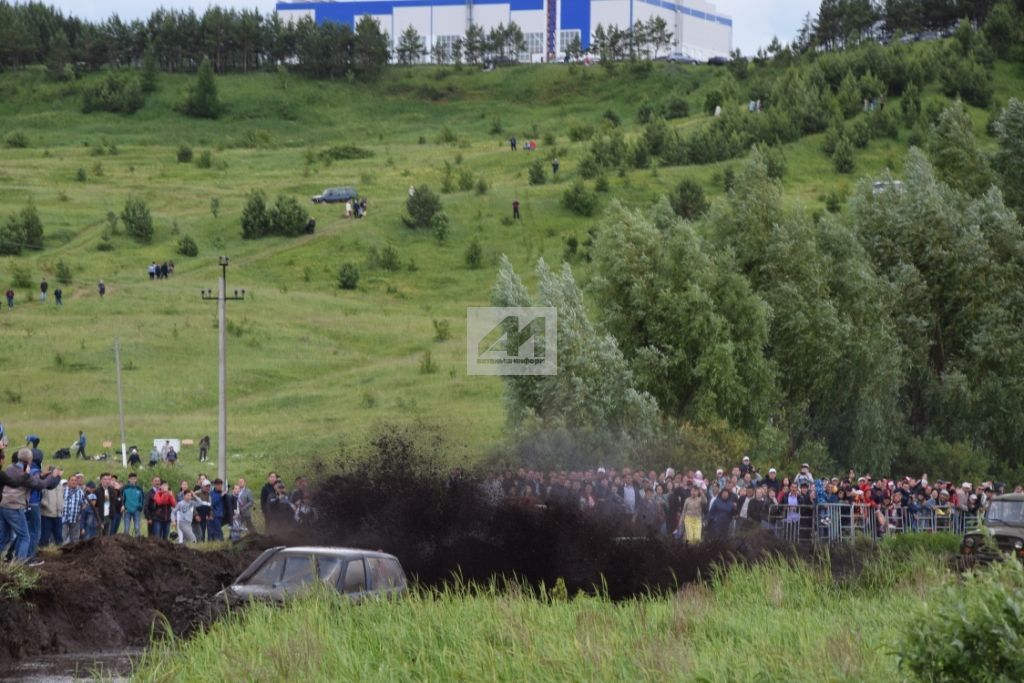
<box><xmin>218</xmin><ymin>546</ymin><xmax>407</xmax><ymax>604</ymax></box>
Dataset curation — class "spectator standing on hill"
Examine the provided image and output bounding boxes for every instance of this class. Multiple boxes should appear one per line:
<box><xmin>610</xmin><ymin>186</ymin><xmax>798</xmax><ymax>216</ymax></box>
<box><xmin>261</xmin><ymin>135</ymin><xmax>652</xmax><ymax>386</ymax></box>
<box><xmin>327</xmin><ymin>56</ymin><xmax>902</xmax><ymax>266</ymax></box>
<box><xmin>148</xmin><ymin>262</ymin><xmax>157</xmax><ymax>280</ymax></box>
<box><xmin>551</xmin><ymin>158</ymin><xmax>560</xmax><ymax>176</ymax></box>
<box><xmin>209</xmin><ymin>479</ymin><xmax>227</xmax><ymax>541</ymax></box>
<box><xmin>1</xmin><ymin>448</ymin><xmax>60</xmax><ymax>563</ymax></box>
<box><xmin>108</xmin><ymin>475</ymin><xmax>124</xmax><ymax>534</ymax></box>
<box><xmin>509</xmin><ymin>136</ymin><xmax>517</xmax><ymax>151</ymax></box>
<box><xmin>122</xmin><ymin>473</ymin><xmax>144</xmax><ymax>537</ymax></box>
<box><xmin>173</xmin><ymin>491</ymin><xmax>197</xmax><ymax>544</ymax></box>
<box><xmin>39</xmin><ymin>471</ymin><xmax>64</xmax><ymax>547</ymax></box>
<box><xmin>193</xmin><ymin>481</ymin><xmax>213</xmax><ymax>541</ymax></box>
<box><xmin>151</xmin><ymin>483</ymin><xmax>175</xmax><ymax>539</ymax></box>
<box><xmin>679</xmin><ymin>485</ymin><xmax>705</xmax><ymax>542</ymax></box>
<box><xmin>25</xmin><ymin>435</ymin><xmax>45</xmax><ymax>558</ymax></box>
<box><xmin>266</xmin><ymin>481</ymin><xmax>294</xmax><ymax>536</ymax></box>
<box><xmin>795</xmin><ymin>463</ymin><xmax>814</xmax><ymax>488</ymax></box>
<box><xmin>75</xmin><ymin>431</ymin><xmax>86</xmax><ymax>459</ymax></box>
<box><xmin>81</xmin><ymin>481</ymin><xmax>99</xmax><ymax>540</ymax></box>
<box><xmin>5</xmin><ymin>289</ymin><xmax>13</xmax><ymax>308</ymax></box>
<box><xmin>61</xmin><ymin>474</ymin><xmax>84</xmax><ymax>544</ymax></box>
<box><xmin>128</xmin><ymin>446</ymin><xmax>141</xmax><ymax>468</ymax></box>
<box><xmin>54</xmin><ymin>288</ymin><xmax>62</xmax><ymax>306</ymax></box>
<box><xmin>97</xmin><ymin>280</ymin><xmax>106</xmax><ymax>298</ymax></box>
<box><xmin>39</xmin><ymin>279</ymin><xmax>47</xmax><ymax>303</ymax></box>
<box><xmin>198</xmin><ymin>435</ymin><xmax>210</xmax><ymax>463</ymax></box>
<box><xmin>707</xmin><ymin>488</ymin><xmax>736</xmax><ymax>540</ymax></box>
<box><xmin>143</xmin><ymin>476</ymin><xmax>161</xmax><ymax>536</ymax></box>
<box><xmin>236</xmin><ymin>478</ymin><xmax>253</xmax><ymax>530</ymax></box>
<box><xmin>513</xmin><ymin>199</ymin><xmax>521</xmax><ymax>220</ymax></box>
<box><xmin>260</xmin><ymin>472</ymin><xmax>278</xmax><ymax>526</ymax></box>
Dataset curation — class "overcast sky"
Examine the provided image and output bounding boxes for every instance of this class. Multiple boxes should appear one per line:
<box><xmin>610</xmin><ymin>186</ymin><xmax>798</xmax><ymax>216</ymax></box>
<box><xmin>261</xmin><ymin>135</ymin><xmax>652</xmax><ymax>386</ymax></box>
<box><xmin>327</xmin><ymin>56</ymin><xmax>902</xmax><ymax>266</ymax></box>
<box><xmin>52</xmin><ymin>0</ymin><xmax>821</xmax><ymax>54</ymax></box>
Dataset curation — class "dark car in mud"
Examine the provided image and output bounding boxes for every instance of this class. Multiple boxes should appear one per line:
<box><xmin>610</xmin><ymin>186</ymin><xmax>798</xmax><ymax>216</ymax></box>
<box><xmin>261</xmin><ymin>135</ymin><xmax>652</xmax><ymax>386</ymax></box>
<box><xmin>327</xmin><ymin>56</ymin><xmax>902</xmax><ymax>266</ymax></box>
<box><xmin>961</xmin><ymin>493</ymin><xmax>1024</xmax><ymax>561</ymax></box>
<box><xmin>217</xmin><ymin>546</ymin><xmax>407</xmax><ymax>604</ymax></box>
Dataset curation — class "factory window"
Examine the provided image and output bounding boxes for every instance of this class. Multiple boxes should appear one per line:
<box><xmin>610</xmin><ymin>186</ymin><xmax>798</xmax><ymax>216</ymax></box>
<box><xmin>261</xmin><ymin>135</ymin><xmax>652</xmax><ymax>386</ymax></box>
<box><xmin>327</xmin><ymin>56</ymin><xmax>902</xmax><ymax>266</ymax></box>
<box><xmin>523</xmin><ymin>32</ymin><xmax>544</xmax><ymax>57</ymax></box>
<box><xmin>559</xmin><ymin>29</ymin><xmax>581</xmax><ymax>54</ymax></box>
<box><xmin>433</xmin><ymin>34</ymin><xmax>462</xmax><ymax>63</ymax></box>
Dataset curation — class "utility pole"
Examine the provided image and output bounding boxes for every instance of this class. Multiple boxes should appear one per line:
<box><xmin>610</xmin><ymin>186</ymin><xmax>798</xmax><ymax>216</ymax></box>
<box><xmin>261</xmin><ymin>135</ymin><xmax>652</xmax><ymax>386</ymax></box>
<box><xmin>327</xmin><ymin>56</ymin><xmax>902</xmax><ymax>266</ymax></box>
<box><xmin>114</xmin><ymin>337</ymin><xmax>127</xmax><ymax>468</ymax></box>
<box><xmin>201</xmin><ymin>256</ymin><xmax>245</xmax><ymax>483</ymax></box>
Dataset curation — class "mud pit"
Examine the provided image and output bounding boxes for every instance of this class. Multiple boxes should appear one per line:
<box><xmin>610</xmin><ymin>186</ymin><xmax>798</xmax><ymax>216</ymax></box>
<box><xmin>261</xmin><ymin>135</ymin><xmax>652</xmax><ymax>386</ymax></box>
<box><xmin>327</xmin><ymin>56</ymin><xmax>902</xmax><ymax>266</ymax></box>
<box><xmin>0</xmin><ymin>536</ymin><xmax>269</xmax><ymax>670</ymax></box>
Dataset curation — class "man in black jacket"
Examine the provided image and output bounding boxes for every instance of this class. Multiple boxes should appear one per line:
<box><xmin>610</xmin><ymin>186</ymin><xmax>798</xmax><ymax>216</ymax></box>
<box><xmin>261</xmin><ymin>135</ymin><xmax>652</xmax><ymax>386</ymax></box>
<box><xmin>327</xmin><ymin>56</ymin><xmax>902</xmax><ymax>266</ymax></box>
<box><xmin>259</xmin><ymin>471</ymin><xmax>278</xmax><ymax>531</ymax></box>
<box><xmin>143</xmin><ymin>476</ymin><xmax>162</xmax><ymax>537</ymax></box>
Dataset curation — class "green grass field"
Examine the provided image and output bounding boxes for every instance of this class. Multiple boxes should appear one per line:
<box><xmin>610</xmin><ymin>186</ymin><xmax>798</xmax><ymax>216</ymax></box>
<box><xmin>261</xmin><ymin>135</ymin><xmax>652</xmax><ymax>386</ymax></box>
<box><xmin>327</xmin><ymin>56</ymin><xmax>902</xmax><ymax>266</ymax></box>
<box><xmin>132</xmin><ymin>537</ymin><xmax>958</xmax><ymax>682</ymax></box>
<box><xmin>0</xmin><ymin>59</ymin><xmax>1019</xmax><ymax>488</ymax></box>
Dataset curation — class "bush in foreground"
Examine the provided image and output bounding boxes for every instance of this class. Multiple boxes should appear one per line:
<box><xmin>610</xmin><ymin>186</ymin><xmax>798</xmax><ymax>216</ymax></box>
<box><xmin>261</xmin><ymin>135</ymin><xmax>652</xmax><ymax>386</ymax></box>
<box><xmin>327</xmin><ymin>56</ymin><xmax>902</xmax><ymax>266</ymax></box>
<box><xmin>899</xmin><ymin>560</ymin><xmax>1024</xmax><ymax>682</ymax></box>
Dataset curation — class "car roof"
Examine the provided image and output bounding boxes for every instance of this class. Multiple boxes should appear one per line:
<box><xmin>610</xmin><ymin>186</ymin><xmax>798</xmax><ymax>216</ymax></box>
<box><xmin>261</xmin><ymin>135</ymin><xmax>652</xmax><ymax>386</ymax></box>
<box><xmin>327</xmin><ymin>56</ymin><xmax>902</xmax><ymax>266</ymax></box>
<box><xmin>275</xmin><ymin>546</ymin><xmax>400</xmax><ymax>561</ymax></box>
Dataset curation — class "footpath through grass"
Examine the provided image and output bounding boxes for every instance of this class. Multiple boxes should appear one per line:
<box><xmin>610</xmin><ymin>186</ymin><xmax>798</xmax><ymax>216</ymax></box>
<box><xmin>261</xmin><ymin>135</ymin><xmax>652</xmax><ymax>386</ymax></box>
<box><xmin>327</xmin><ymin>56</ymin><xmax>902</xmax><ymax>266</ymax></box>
<box><xmin>133</xmin><ymin>537</ymin><xmax>954</xmax><ymax>682</ymax></box>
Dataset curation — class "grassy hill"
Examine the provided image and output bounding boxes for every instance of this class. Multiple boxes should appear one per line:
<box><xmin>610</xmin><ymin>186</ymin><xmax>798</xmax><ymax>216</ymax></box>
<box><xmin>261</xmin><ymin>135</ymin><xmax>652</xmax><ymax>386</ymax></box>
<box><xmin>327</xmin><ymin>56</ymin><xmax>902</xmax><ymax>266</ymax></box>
<box><xmin>0</xmin><ymin>57</ymin><xmax>1019</xmax><ymax>481</ymax></box>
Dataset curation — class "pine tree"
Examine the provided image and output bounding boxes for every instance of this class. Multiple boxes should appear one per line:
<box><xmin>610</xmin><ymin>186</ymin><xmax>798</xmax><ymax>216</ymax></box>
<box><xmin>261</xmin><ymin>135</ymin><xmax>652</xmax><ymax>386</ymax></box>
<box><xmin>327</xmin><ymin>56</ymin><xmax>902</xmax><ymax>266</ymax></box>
<box><xmin>994</xmin><ymin>98</ymin><xmax>1024</xmax><ymax>218</ymax></box>
<box><xmin>141</xmin><ymin>47</ymin><xmax>158</xmax><ymax>93</ymax></box>
<box><xmin>396</xmin><ymin>26</ymin><xmax>426</xmax><ymax>65</ymax></box>
<box><xmin>184</xmin><ymin>57</ymin><xmax>220</xmax><ymax>119</ymax></box>
<box><xmin>928</xmin><ymin>100</ymin><xmax>994</xmax><ymax>198</ymax></box>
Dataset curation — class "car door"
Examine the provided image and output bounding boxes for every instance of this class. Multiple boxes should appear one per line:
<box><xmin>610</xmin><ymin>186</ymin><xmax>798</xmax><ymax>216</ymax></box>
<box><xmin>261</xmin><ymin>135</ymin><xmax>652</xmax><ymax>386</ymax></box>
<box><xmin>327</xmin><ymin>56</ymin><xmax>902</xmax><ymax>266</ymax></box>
<box><xmin>337</xmin><ymin>557</ymin><xmax>367</xmax><ymax>602</ymax></box>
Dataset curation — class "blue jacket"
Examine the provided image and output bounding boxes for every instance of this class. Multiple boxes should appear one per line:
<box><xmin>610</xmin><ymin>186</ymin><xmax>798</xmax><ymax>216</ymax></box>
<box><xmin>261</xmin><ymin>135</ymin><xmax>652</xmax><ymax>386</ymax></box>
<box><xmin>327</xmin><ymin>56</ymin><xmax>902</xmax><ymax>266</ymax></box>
<box><xmin>211</xmin><ymin>489</ymin><xmax>224</xmax><ymax>519</ymax></box>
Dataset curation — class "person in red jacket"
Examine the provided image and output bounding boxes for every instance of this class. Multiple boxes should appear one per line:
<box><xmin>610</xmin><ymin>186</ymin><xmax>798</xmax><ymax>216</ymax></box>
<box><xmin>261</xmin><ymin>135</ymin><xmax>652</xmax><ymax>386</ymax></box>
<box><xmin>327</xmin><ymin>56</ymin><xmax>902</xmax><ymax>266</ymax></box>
<box><xmin>151</xmin><ymin>483</ymin><xmax>175</xmax><ymax>540</ymax></box>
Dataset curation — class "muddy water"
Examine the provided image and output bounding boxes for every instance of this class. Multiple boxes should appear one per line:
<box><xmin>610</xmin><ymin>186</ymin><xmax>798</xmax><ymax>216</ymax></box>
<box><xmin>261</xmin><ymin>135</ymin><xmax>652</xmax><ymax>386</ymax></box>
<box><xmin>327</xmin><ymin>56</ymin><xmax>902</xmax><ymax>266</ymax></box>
<box><xmin>0</xmin><ymin>649</ymin><xmax>140</xmax><ymax>682</ymax></box>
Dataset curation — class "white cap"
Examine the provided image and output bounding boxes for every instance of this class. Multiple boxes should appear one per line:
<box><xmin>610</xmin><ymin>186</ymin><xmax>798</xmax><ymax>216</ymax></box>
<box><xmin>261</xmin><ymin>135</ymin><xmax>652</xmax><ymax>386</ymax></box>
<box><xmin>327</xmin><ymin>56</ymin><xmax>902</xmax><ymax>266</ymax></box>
<box><xmin>742</xmin><ymin>456</ymin><xmax>750</xmax><ymax>462</ymax></box>
<box><xmin>597</xmin><ymin>467</ymin><xmax>606</xmax><ymax>474</ymax></box>
<box><xmin>962</xmin><ymin>482</ymin><xmax>972</xmax><ymax>490</ymax></box>
<box><xmin>768</xmin><ymin>468</ymin><xmax>776</xmax><ymax>474</ymax></box>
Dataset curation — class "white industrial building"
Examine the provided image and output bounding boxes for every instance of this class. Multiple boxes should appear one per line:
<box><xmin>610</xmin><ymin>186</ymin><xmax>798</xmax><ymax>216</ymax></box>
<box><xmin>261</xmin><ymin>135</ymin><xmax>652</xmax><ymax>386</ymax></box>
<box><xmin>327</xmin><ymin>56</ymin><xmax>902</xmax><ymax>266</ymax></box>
<box><xmin>275</xmin><ymin>0</ymin><xmax>731</xmax><ymax>62</ymax></box>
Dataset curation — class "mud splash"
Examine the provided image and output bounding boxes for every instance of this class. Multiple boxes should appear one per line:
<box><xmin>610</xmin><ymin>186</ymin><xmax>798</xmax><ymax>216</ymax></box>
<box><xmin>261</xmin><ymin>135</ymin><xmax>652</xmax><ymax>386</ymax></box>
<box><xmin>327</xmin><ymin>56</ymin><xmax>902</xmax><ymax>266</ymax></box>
<box><xmin>311</xmin><ymin>431</ymin><xmax>792</xmax><ymax>599</ymax></box>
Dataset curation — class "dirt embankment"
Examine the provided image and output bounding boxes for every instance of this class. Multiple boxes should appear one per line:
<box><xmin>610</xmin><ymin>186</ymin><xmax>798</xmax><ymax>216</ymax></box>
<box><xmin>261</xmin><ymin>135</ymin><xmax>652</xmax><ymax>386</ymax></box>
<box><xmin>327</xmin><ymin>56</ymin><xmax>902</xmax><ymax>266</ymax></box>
<box><xmin>0</xmin><ymin>535</ymin><xmax>271</xmax><ymax>669</ymax></box>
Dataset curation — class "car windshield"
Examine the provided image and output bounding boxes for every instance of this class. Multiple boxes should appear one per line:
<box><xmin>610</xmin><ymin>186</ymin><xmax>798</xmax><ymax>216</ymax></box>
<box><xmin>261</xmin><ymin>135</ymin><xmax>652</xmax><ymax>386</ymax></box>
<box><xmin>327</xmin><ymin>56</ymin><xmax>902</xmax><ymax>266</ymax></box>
<box><xmin>242</xmin><ymin>553</ymin><xmax>315</xmax><ymax>587</ymax></box>
<box><xmin>986</xmin><ymin>501</ymin><xmax>1024</xmax><ymax>525</ymax></box>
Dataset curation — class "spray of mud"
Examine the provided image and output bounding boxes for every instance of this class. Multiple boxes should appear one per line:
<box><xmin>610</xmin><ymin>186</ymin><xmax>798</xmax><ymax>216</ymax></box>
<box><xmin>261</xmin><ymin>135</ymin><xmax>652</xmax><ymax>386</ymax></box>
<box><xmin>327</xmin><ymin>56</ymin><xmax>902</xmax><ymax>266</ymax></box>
<box><xmin>309</xmin><ymin>430</ymin><xmax>791</xmax><ymax>599</ymax></box>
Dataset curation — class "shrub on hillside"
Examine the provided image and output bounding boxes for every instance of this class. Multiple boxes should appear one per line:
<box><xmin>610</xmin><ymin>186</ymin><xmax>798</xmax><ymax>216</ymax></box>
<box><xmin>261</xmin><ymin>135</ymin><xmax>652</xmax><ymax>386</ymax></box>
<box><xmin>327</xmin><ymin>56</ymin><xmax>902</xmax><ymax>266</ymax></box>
<box><xmin>55</xmin><ymin>259</ymin><xmax>73</xmax><ymax>285</ymax></box>
<box><xmin>195</xmin><ymin>150</ymin><xmax>212</xmax><ymax>169</ymax></box>
<box><xmin>182</xmin><ymin>57</ymin><xmax>220</xmax><ymax>119</ymax></box>
<box><xmin>567</xmin><ymin>119</ymin><xmax>594</xmax><ymax>142</ymax></box>
<box><xmin>431</xmin><ymin>212</ymin><xmax>449</xmax><ymax>244</ymax></box>
<box><xmin>319</xmin><ymin>145</ymin><xmax>374</xmax><ymax>161</ymax></box>
<box><xmin>464</xmin><ymin>237</ymin><xmax>483</xmax><ymax>269</ymax></box>
<box><xmin>5</xmin><ymin>131</ymin><xmax>28</xmax><ymax>148</ymax></box>
<box><xmin>833</xmin><ymin>134</ymin><xmax>855</xmax><ymax>174</ymax></box>
<box><xmin>403</xmin><ymin>185</ymin><xmax>442</xmax><ymax>229</ymax></box>
<box><xmin>177</xmin><ymin>234</ymin><xmax>199</xmax><ymax>257</ymax></box>
<box><xmin>81</xmin><ymin>71</ymin><xmax>144</xmax><ymax>114</ymax></box>
<box><xmin>850</xmin><ymin>117</ymin><xmax>871</xmax><ymax>148</ymax></box>
<box><xmin>338</xmin><ymin>263</ymin><xmax>360</xmax><ymax>289</ymax></box>
<box><xmin>268</xmin><ymin>195</ymin><xmax>310</xmax><ymax>236</ymax></box>
<box><xmin>528</xmin><ymin>158</ymin><xmax>546</xmax><ymax>185</ymax></box>
<box><xmin>941</xmin><ymin>56</ymin><xmax>993</xmax><ymax>108</ymax></box>
<box><xmin>636</xmin><ymin>97</ymin><xmax>655</xmax><ymax>124</ymax></box>
<box><xmin>898</xmin><ymin>561</ymin><xmax>1024</xmax><ymax>682</ymax></box>
<box><xmin>241</xmin><ymin>190</ymin><xmax>270</xmax><ymax>239</ymax></box>
<box><xmin>562</xmin><ymin>181</ymin><xmax>598</xmax><ymax>217</ymax></box>
<box><xmin>663</xmin><ymin>93</ymin><xmax>690</xmax><ymax>120</ymax></box>
<box><xmin>121</xmin><ymin>197</ymin><xmax>153</xmax><ymax>243</ymax></box>
<box><xmin>670</xmin><ymin>179</ymin><xmax>709</xmax><ymax>220</ymax></box>
<box><xmin>176</xmin><ymin>145</ymin><xmax>193</xmax><ymax>163</ymax></box>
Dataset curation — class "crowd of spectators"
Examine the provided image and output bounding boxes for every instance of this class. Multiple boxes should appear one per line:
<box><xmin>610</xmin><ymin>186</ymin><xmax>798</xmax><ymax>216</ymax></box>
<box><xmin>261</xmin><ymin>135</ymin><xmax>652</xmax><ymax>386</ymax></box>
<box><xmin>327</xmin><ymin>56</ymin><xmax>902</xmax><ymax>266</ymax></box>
<box><xmin>482</xmin><ymin>457</ymin><xmax>1017</xmax><ymax>543</ymax></box>
<box><xmin>0</xmin><ymin>427</ymin><xmax>319</xmax><ymax>566</ymax></box>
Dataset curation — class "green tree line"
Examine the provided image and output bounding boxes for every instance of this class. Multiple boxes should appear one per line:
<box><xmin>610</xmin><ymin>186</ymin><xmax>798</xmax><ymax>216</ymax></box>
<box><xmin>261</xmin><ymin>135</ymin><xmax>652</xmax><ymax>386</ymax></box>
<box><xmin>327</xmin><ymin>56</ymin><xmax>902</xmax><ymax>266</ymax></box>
<box><xmin>495</xmin><ymin>99</ymin><xmax>1024</xmax><ymax>479</ymax></box>
<box><xmin>0</xmin><ymin>2</ymin><xmax>389</xmax><ymax>80</ymax></box>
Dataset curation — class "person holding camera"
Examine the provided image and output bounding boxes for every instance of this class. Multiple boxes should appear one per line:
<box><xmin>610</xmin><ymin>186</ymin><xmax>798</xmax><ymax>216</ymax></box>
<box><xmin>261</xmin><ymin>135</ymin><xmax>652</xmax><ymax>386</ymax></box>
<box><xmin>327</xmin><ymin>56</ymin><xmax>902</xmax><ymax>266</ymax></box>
<box><xmin>0</xmin><ymin>445</ymin><xmax>61</xmax><ymax>565</ymax></box>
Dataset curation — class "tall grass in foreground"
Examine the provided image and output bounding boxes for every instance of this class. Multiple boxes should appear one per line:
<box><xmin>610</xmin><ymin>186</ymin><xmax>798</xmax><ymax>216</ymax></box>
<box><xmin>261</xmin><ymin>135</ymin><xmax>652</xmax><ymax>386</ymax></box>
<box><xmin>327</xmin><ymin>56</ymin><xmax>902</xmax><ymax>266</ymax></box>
<box><xmin>133</xmin><ymin>547</ymin><xmax>947</xmax><ymax>682</ymax></box>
